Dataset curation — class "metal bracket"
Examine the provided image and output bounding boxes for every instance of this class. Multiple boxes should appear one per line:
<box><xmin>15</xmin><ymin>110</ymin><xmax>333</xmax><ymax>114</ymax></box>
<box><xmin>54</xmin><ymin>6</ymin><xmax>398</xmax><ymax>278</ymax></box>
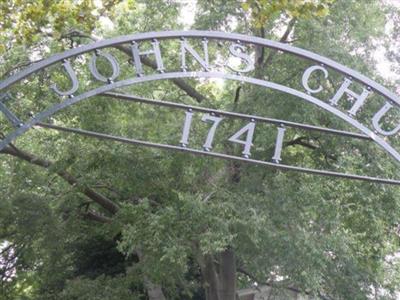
<box><xmin>0</xmin><ymin>93</ymin><xmax>22</xmax><ymax>128</ymax></box>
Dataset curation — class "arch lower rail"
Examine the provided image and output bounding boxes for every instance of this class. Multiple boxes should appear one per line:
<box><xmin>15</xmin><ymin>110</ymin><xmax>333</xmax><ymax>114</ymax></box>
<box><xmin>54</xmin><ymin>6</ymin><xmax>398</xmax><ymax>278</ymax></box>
<box><xmin>36</xmin><ymin>122</ymin><xmax>400</xmax><ymax>185</ymax></box>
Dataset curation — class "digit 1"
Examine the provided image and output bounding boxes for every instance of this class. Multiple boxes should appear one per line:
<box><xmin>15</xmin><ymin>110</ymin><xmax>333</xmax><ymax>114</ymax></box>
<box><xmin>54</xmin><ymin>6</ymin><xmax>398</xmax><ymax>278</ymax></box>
<box><xmin>180</xmin><ymin>110</ymin><xmax>194</xmax><ymax>146</ymax></box>
<box><xmin>228</xmin><ymin>121</ymin><xmax>256</xmax><ymax>157</ymax></box>
<box><xmin>272</xmin><ymin>126</ymin><xmax>286</xmax><ymax>163</ymax></box>
<box><xmin>201</xmin><ymin>114</ymin><xmax>223</xmax><ymax>150</ymax></box>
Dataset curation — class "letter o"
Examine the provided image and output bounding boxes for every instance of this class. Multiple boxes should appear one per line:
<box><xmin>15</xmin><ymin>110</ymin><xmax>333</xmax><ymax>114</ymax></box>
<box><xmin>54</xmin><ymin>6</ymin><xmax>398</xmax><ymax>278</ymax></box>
<box><xmin>89</xmin><ymin>51</ymin><xmax>120</xmax><ymax>82</ymax></box>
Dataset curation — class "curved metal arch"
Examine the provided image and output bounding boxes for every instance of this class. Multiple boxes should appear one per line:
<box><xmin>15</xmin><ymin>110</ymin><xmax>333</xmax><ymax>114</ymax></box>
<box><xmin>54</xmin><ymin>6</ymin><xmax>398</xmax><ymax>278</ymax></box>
<box><xmin>1</xmin><ymin>71</ymin><xmax>399</xmax><ymax>165</ymax></box>
<box><xmin>1</xmin><ymin>30</ymin><xmax>399</xmax><ymax>107</ymax></box>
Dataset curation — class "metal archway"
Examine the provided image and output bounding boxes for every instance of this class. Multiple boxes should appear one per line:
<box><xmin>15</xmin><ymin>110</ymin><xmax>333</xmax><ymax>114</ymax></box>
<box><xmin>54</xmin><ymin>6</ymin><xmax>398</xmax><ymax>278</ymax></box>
<box><xmin>1</xmin><ymin>31</ymin><xmax>400</xmax><ymax>184</ymax></box>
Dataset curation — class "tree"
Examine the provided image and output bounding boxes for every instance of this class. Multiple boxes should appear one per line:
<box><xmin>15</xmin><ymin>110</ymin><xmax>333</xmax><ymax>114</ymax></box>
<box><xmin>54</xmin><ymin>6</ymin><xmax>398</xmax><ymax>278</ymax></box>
<box><xmin>1</xmin><ymin>0</ymin><xmax>400</xmax><ymax>299</ymax></box>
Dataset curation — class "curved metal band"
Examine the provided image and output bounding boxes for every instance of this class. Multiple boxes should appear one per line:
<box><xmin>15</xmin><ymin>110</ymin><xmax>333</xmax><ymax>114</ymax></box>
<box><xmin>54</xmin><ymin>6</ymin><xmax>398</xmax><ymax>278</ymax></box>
<box><xmin>37</xmin><ymin>122</ymin><xmax>400</xmax><ymax>186</ymax></box>
<box><xmin>0</xmin><ymin>71</ymin><xmax>399</xmax><ymax>165</ymax></box>
<box><xmin>1</xmin><ymin>30</ymin><xmax>399</xmax><ymax>108</ymax></box>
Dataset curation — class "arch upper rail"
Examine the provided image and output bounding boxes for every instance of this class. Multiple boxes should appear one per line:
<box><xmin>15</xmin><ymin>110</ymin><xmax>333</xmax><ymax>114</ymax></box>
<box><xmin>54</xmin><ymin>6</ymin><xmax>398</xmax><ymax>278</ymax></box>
<box><xmin>0</xmin><ymin>30</ymin><xmax>399</xmax><ymax>107</ymax></box>
<box><xmin>0</xmin><ymin>71</ymin><xmax>399</xmax><ymax>164</ymax></box>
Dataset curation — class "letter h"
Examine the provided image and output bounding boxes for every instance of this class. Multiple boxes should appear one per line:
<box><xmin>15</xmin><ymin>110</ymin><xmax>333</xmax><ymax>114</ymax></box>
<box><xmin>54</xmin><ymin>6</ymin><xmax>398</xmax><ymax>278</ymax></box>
<box><xmin>329</xmin><ymin>78</ymin><xmax>370</xmax><ymax>116</ymax></box>
<box><xmin>131</xmin><ymin>39</ymin><xmax>164</xmax><ymax>76</ymax></box>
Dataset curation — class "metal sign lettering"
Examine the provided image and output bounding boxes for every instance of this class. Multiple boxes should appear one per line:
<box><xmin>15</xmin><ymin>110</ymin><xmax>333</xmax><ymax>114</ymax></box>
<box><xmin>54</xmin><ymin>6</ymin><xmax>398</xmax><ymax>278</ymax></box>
<box><xmin>1</xmin><ymin>31</ymin><xmax>400</xmax><ymax>184</ymax></box>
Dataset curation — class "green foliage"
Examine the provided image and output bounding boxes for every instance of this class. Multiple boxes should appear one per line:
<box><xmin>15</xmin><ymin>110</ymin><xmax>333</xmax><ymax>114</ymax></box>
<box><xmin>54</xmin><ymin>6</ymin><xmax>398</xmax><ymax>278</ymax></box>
<box><xmin>1</xmin><ymin>0</ymin><xmax>400</xmax><ymax>299</ymax></box>
<box><xmin>57</xmin><ymin>275</ymin><xmax>143</xmax><ymax>300</ymax></box>
<box><xmin>0</xmin><ymin>0</ymin><xmax>125</xmax><ymax>48</ymax></box>
<box><xmin>242</xmin><ymin>0</ymin><xmax>336</xmax><ymax>28</ymax></box>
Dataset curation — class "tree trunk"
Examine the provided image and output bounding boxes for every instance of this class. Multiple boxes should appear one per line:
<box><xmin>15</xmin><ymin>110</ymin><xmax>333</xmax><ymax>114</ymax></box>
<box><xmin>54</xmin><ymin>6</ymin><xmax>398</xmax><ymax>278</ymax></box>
<box><xmin>144</xmin><ymin>278</ymin><xmax>167</xmax><ymax>300</ymax></box>
<box><xmin>203</xmin><ymin>254</ymin><xmax>221</xmax><ymax>300</ymax></box>
<box><xmin>132</xmin><ymin>249</ymin><xmax>166</xmax><ymax>300</ymax></box>
<box><xmin>198</xmin><ymin>250</ymin><xmax>237</xmax><ymax>300</ymax></box>
<box><xmin>218</xmin><ymin>248</ymin><xmax>236</xmax><ymax>300</ymax></box>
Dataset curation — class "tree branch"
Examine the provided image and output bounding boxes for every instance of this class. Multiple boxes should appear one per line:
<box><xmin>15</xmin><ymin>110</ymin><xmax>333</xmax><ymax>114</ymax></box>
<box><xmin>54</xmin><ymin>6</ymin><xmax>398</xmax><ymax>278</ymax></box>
<box><xmin>0</xmin><ymin>145</ymin><xmax>119</xmax><ymax>215</ymax></box>
<box><xmin>237</xmin><ymin>266</ymin><xmax>263</xmax><ymax>287</ymax></box>
<box><xmin>255</xmin><ymin>27</ymin><xmax>265</xmax><ymax>67</ymax></box>
<box><xmin>233</xmin><ymin>86</ymin><xmax>242</xmax><ymax>106</ymax></box>
<box><xmin>1</xmin><ymin>59</ymin><xmax>44</xmax><ymax>79</ymax></box>
<box><xmin>264</xmin><ymin>18</ymin><xmax>297</xmax><ymax>68</ymax></box>
<box><xmin>1</xmin><ymin>143</ymin><xmax>168</xmax><ymax>299</ymax></box>
<box><xmin>237</xmin><ymin>267</ymin><xmax>332</xmax><ymax>300</ymax></box>
<box><xmin>284</xmin><ymin>136</ymin><xmax>317</xmax><ymax>150</ymax></box>
<box><xmin>82</xmin><ymin>210</ymin><xmax>112</xmax><ymax>223</ymax></box>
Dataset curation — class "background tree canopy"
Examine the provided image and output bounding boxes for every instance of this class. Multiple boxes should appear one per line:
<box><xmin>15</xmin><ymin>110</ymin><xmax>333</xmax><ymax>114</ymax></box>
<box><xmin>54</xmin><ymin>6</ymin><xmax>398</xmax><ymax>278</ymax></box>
<box><xmin>1</xmin><ymin>0</ymin><xmax>400</xmax><ymax>299</ymax></box>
